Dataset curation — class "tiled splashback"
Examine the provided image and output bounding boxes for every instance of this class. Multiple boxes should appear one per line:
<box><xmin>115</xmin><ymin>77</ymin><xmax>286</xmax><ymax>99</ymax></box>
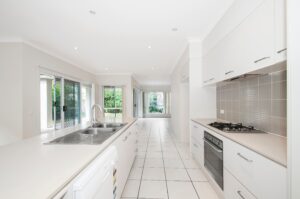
<box><xmin>217</xmin><ymin>70</ymin><xmax>287</xmax><ymax>136</ymax></box>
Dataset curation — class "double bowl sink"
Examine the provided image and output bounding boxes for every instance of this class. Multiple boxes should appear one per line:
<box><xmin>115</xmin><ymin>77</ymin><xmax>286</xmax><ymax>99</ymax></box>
<box><xmin>46</xmin><ymin>123</ymin><xmax>127</xmax><ymax>145</ymax></box>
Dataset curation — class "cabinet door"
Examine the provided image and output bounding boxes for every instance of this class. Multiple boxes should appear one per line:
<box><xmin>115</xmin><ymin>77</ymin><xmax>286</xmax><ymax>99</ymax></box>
<box><xmin>221</xmin><ymin>0</ymin><xmax>275</xmax><ymax>81</ymax></box>
<box><xmin>224</xmin><ymin>139</ymin><xmax>287</xmax><ymax>199</ymax></box>
<box><xmin>274</xmin><ymin>0</ymin><xmax>287</xmax><ymax>62</ymax></box>
<box><xmin>202</xmin><ymin>45</ymin><xmax>222</xmax><ymax>85</ymax></box>
<box><xmin>224</xmin><ymin>169</ymin><xmax>256</xmax><ymax>199</ymax></box>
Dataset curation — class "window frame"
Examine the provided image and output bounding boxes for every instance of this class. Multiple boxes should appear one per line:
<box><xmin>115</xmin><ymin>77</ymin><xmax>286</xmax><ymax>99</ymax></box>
<box><xmin>39</xmin><ymin>68</ymin><xmax>93</xmax><ymax>133</ymax></box>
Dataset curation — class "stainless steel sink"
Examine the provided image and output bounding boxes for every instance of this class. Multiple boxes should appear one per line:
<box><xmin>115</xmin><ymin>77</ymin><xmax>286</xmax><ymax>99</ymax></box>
<box><xmin>91</xmin><ymin>122</ymin><xmax>127</xmax><ymax>128</ymax></box>
<box><xmin>46</xmin><ymin>123</ymin><xmax>127</xmax><ymax>145</ymax></box>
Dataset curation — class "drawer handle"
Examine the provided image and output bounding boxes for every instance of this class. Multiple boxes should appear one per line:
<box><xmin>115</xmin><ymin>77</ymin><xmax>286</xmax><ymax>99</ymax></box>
<box><xmin>123</xmin><ymin>136</ymin><xmax>128</xmax><ymax>142</ymax></box>
<box><xmin>254</xmin><ymin>56</ymin><xmax>270</xmax><ymax>63</ymax></box>
<box><xmin>237</xmin><ymin>153</ymin><xmax>253</xmax><ymax>163</ymax></box>
<box><xmin>193</xmin><ymin>143</ymin><xmax>199</xmax><ymax>148</ymax></box>
<box><xmin>225</xmin><ymin>70</ymin><xmax>234</xmax><ymax>75</ymax></box>
<box><xmin>237</xmin><ymin>190</ymin><xmax>246</xmax><ymax>199</ymax></box>
<box><xmin>277</xmin><ymin>48</ymin><xmax>287</xmax><ymax>54</ymax></box>
<box><xmin>193</xmin><ymin>125</ymin><xmax>198</xmax><ymax>129</ymax></box>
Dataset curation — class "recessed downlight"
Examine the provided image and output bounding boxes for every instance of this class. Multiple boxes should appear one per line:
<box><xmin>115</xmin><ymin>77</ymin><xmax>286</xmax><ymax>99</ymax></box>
<box><xmin>89</xmin><ymin>10</ymin><xmax>96</xmax><ymax>15</ymax></box>
<box><xmin>151</xmin><ymin>67</ymin><xmax>155</xmax><ymax>70</ymax></box>
<box><xmin>74</xmin><ymin>46</ymin><xmax>78</xmax><ymax>50</ymax></box>
<box><xmin>148</xmin><ymin>45</ymin><xmax>152</xmax><ymax>49</ymax></box>
<box><xmin>104</xmin><ymin>67</ymin><xmax>109</xmax><ymax>71</ymax></box>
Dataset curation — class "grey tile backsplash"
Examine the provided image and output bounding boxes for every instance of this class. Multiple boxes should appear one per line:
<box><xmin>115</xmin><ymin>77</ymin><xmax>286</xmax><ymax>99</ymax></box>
<box><xmin>217</xmin><ymin>70</ymin><xmax>287</xmax><ymax>136</ymax></box>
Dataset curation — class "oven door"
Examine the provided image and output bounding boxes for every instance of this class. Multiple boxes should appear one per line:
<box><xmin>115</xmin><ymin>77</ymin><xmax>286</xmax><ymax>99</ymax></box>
<box><xmin>204</xmin><ymin>139</ymin><xmax>223</xmax><ymax>190</ymax></box>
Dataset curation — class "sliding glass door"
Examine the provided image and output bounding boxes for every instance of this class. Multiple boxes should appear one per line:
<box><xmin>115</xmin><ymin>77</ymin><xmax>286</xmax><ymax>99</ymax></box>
<box><xmin>63</xmin><ymin>79</ymin><xmax>81</xmax><ymax>128</ymax></box>
<box><xmin>40</xmin><ymin>74</ymin><xmax>91</xmax><ymax>132</ymax></box>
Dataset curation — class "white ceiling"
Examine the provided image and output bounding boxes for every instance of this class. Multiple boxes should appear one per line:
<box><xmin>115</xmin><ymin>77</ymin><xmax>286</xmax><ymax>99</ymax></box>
<box><xmin>0</xmin><ymin>0</ymin><xmax>234</xmax><ymax>85</ymax></box>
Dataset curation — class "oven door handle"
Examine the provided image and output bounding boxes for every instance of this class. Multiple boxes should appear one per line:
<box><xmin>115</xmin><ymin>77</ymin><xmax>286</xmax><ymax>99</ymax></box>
<box><xmin>203</xmin><ymin>139</ymin><xmax>223</xmax><ymax>153</ymax></box>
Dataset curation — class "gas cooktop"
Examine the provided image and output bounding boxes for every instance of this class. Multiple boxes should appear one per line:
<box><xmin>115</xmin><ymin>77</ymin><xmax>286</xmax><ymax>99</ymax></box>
<box><xmin>209</xmin><ymin>122</ymin><xmax>265</xmax><ymax>133</ymax></box>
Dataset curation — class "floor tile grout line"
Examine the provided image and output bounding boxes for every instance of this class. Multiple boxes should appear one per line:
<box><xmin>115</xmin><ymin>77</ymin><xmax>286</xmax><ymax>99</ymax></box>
<box><xmin>168</xmin><ymin>127</ymin><xmax>201</xmax><ymax>199</ymax></box>
<box><xmin>137</xmin><ymin>121</ymin><xmax>151</xmax><ymax>199</ymax></box>
<box><xmin>159</xmin><ymin>125</ymin><xmax>169</xmax><ymax>199</ymax></box>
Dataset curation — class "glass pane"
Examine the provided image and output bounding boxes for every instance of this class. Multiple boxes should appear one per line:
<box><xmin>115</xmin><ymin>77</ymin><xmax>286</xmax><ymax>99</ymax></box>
<box><xmin>53</xmin><ymin>78</ymin><xmax>62</xmax><ymax>130</ymax></box>
<box><xmin>103</xmin><ymin>86</ymin><xmax>123</xmax><ymax>122</ymax></box>
<box><xmin>81</xmin><ymin>85</ymin><xmax>92</xmax><ymax>124</ymax></box>
<box><xmin>104</xmin><ymin>87</ymin><xmax>115</xmax><ymax>108</ymax></box>
<box><xmin>64</xmin><ymin>79</ymin><xmax>80</xmax><ymax>128</ymax></box>
<box><xmin>148</xmin><ymin>92</ymin><xmax>164</xmax><ymax>113</ymax></box>
<box><xmin>40</xmin><ymin>74</ymin><xmax>55</xmax><ymax>131</ymax></box>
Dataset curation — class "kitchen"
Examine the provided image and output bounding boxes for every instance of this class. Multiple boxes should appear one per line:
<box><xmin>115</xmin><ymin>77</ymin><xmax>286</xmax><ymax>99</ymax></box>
<box><xmin>0</xmin><ymin>0</ymin><xmax>299</xmax><ymax>199</ymax></box>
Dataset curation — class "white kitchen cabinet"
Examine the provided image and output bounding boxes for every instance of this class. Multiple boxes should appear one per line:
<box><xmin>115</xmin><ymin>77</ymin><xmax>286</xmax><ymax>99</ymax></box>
<box><xmin>202</xmin><ymin>0</ymin><xmax>286</xmax><ymax>85</ymax></box>
<box><xmin>190</xmin><ymin>122</ymin><xmax>204</xmax><ymax>167</ymax></box>
<box><xmin>220</xmin><ymin>0</ymin><xmax>275</xmax><ymax>80</ymax></box>
<box><xmin>274</xmin><ymin>0</ymin><xmax>287</xmax><ymax>62</ymax></box>
<box><xmin>224</xmin><ymin>169</ymin><xmax>256</xmax><ymax>199</ymax></box>
<box><xmin>114</xmin><ymin>123</ymin><xmax>137</xmax><ymax>199</ymax></box>
<box><xmin>224</xmin><ymin>138</ymin><xmax>287</xmax><ymax>199</ymax></box>
<box><xmin>202</xmin><ymin>45</ymin><xmax>222</xmax><ymax>85</ymax></box>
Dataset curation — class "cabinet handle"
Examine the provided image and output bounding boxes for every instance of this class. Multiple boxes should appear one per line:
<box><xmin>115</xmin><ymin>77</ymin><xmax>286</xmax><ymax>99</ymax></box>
<box><xmin>237</xmin><ymin>190</ymin><xmax>246</xmax><ymax>199</ymax></box>
<box><xmin>123</xmin><ymin>136</ymin><xmax>128</xmax><ymax>142</ymax></box>
<box><xmin>277</xmin><ymin>48</ymin><xmax>287</xmax><ymax>54</ymax></box>
<box><xmin>254</xmin><ymin>56</ymin><xmax>270</xmax><ymax>63</ymax></box>
<box><xmin>225</xmin><ymin>70</ymin><xmax>234</xmax><ymax>75</ymax></box>
<box><xmin>203</xmin><ymin>77</ymin><xmax>215</xmax><ymax>84</ymax></box>
<box><xmin>193</xmin><ymin>143</ymin><xmax>199</xmax><ymax>148</ymax></box>
<box><xmin>237</xmin><ymin>153</ymin><xmax>253</xmax><ymax>163</ymax></box>
<box><xmin>193</xmin><ymin>125</ymin><xmax>198</xmax><ymax>129</ymax></box>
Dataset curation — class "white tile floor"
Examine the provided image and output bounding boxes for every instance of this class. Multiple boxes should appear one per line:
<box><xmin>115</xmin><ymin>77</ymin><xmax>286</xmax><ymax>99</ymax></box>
<box><xmin>121</xmin><ymin>118</ymin><xmax>219</xmax><ymax>199</ymax></box>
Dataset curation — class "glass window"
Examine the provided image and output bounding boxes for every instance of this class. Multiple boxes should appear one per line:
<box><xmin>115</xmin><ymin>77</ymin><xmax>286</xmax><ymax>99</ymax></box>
<box><xmin>103</xmin><ymin>86</ymin><xmax>123</xmax><ymax>122</ymax></box>
<box><xmin>81</xmin><ymin>84</ymin><xmax>92</xmax><ymax>124</ymax></box>
<box><xmin>148</xmin><ymin>92</ymin><xmax>165</xmax><ymax>114</ymax></box>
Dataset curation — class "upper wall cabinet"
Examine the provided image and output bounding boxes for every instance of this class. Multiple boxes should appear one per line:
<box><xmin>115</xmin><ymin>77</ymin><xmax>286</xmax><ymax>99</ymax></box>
<box><xmin>202</xmin><ymin>0</ymin><xmax>286</xmax><ymax>86</ymax></box>
<box><xmin>275</xmin><ymin>0</ymin><xmax>287</xmax><ymax>62</ymax></box>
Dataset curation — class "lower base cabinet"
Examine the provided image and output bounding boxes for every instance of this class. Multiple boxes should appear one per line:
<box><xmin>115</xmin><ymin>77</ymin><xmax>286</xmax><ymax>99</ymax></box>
<box><xmin>114</xmin><ymin>123</ymin><xmax>137</xmax><ymax>199</ymax></box>
<box><xmin>224</xmin><ymin>169</ymin><xmax>256</xmax><ymax>199</ymax></box>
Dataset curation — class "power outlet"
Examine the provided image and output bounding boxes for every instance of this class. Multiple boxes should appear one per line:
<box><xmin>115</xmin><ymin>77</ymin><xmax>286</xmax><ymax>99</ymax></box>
<box><xmin>220</xmin><ymin>109</ymin><xmax>225</xmax><ymax>114</ymax></box>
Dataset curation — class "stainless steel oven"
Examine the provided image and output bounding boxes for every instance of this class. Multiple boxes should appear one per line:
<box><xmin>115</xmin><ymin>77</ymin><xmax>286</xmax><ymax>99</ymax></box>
<box><xmin>204</xmin><ymin>131</ymin><xmax>223</xmax><ymax>190</ymax></box>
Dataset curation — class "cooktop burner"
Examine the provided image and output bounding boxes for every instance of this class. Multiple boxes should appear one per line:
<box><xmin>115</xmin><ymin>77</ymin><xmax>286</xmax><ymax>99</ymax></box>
<box><xmin>209</xmin><ymin>122</ymin><xmax>257</xmax><ymax>132</ymax></box>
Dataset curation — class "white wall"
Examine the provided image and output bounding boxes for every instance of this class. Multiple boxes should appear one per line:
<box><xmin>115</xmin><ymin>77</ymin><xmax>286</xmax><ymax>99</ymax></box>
<box><xmin>95</xmin><ymin>74</ymin><xmax>133</xmax><ymax>120</ymax></box>
<box><xmin>0</xmin><ymin>43</ymin><xmax>23</xmax><ymax>145</ymax></box>
<box><xmin>171</xmin><ymin>45</ymin><xmax>190</xmax><ymax>142</ymax></box>
<box><xmin>0</xmin><ymin>42</ymin><xmax>98</xmax><ymax>145</ymax></box>
<box><xmin>170</xmin><ymin>41</ymin><xmax>216</xmax><ymax>143</ymax></box>
<box><xmin>287</xmin><ymin>0</ymin><xmax>300</xmax><ymax>198</ymax></box>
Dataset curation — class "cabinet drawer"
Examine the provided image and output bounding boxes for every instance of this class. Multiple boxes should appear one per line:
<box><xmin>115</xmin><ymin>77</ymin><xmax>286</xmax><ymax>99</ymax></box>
<box><xmin>224</xmin><ymin>139</ymin><xmax>287</xmax><ymax>199</ymax></box>
<box><xmin>191</xmin><ymin>139</ymin><xmax>204</xmax><ymax>167</ymax></box>
<box><xmin>190</xmin><ymin>122</ymin><xmax>204</xmax><ymax>143</ymax></box>
<box><xmin>224</xmin><ymin>169</ymin><xmax>256</xmax><ymax>199</ymax></box>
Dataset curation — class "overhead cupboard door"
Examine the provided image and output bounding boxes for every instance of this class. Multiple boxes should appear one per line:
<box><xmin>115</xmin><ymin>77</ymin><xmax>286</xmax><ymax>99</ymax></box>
<box><xmin>221</xmin><ymin>0</ymin><xmax>275</xmax><ymax>80</ymax></box>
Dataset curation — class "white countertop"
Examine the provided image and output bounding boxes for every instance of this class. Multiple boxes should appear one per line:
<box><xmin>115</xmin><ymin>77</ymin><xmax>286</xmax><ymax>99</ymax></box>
<box><xmin>192</xmin><ymin>118</ymin><xmax>287</xmax><ymax>167</ymax></box>
<box><xmin>0</xmin><ymin>119</ymin><xmax>136</xmax><ymax>199</ymax></box>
